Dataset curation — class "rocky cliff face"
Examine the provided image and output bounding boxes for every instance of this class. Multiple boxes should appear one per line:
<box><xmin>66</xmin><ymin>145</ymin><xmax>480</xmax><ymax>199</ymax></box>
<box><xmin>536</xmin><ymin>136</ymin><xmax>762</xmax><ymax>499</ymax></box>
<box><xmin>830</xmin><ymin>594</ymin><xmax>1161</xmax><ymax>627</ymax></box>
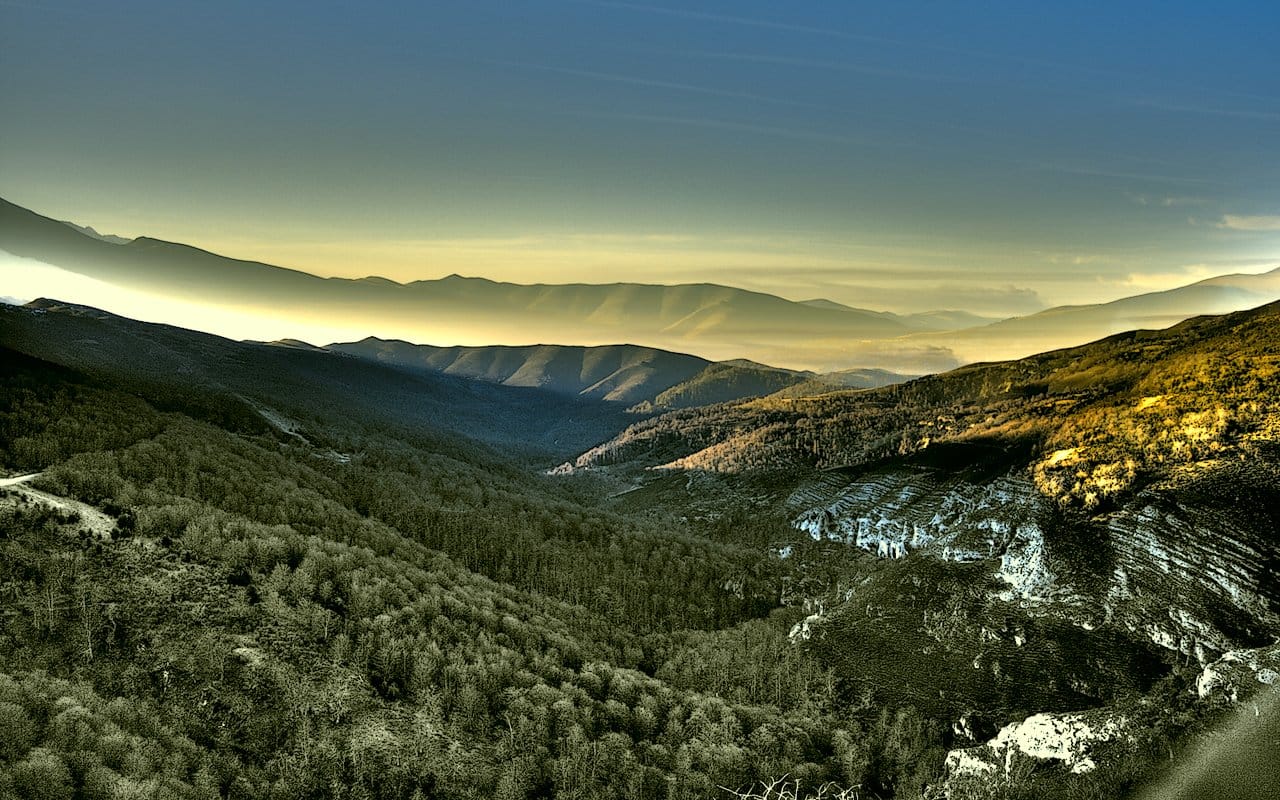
<box><xmin>558</xmin><ymin>302</ymin><xmax>1280</xmax><ymax>796</ymax></box>
<box><xmin>1102</xmin><ymin>469</ymin><xmax>1280</xmax><ymax>660</ymax></box>
<box><xmin>782</xmin><ymin>452</ymin><xmax>1280</xmax><ymax>797</ymax></box>
<box><xmin>1195</xmin><ymin>643</ymin><xmax>1280</xmax><ymax>703</ymax></box>
<box><xmin>945</xmin><ymin>709</ymin><xmax>1130</xmax><ymax>779</ymax></box>
<box><xmin>792</xmin><ymin>469</ymin><xmax>1058</xmax><ymax>601</ymax></box>
<box><xmin>788</xmin><ymin>459</ymin><xmax>1279</xmax><ymax>665</ymax></box>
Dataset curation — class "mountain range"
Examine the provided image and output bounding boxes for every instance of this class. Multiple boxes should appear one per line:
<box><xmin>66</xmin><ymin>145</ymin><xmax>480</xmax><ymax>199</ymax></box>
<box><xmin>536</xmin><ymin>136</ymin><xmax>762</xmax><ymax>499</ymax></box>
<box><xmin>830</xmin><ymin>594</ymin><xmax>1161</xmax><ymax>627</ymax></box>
<box><xmin>0</xmin><ymin>198</ymin><xmax>938</xmax><ymax>370</ymax></box>
<box><xmin>0</xmin><ymin>298</ymin><xmax>632</xmax><ymax>460</ymax></box>
<box><xmin>8</xmin><ymin>197</ymin><xmax>1277</xmax><ymax>374</ymax></box>
<box><xmin>327</xmin><ymin>339</ymin><xmax>910</xmax><ymax>410</ymax></box>
<box><xmin>917</xmin><ymin>267</ymin><xmax>1280</xmax><ymax>364</ymax></box>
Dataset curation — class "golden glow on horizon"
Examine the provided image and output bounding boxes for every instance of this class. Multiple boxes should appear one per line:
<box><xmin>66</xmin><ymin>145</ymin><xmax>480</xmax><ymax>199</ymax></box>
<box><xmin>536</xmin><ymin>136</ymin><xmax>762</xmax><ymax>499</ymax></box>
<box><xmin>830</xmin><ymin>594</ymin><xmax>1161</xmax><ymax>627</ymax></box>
<box><xmin>49</xmin><ymin>222</ymin><xmax>1276</xmax><ymax>316</ymax></box>
<box><xmin>0</xmin><ymin>255</ymin><xmax>368</xmax><ymax>345</ymax></box>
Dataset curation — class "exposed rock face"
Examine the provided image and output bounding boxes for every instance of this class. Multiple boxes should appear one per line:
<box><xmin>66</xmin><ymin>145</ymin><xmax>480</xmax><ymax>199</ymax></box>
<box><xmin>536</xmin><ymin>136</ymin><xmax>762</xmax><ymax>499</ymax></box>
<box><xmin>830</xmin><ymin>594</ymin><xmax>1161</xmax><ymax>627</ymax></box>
<box><xmin>790</xmin><ymin>463</ymin><xmax>1280</xmax><ymax>664</ymax></box>
<box><xmin>787</xmin><ymin>613</ymin><xmax>823</xmax><ymax>644</ymax></box>
<box><xmin>795</xmin><ymin>472</ymin><xmax>1038</xmax><ymax>559</ymax></box>
<box><xmin>944</xmin><ymin>709</ymin><xmax>1129</xmax><ymax>783</ymax></box>
<box><xmin>938</xmin><ymin>642</ymin><xmax>1280</xmax><ymax>797</ymax></box>
<box><xmin>792</xmin><ymin>470</ymin><xmax>1059</xmax><ymax>602</ymax></box>
<box><xmin>787</xmin><ymin>596</ymin><xmax>831</xmax><ymax>644</ymax></box>
<box><xmin>1196</xmin><ymin>644</ymin><xmax>1280</xmax><ymax>703</ymax></box>
<box><xmin>1104</xmin><ymin>485</ymin><xmax>1280</xmax><ymax>660</ymax></box>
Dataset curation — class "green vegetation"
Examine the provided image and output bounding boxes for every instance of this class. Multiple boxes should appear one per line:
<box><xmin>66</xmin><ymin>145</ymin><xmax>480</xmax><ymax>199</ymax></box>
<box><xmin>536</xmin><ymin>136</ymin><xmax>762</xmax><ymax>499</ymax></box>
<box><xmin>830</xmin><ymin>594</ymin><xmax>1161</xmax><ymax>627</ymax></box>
<box><xmin>631</xmin><ymin>363</ymin><xmax>807</xmax><ymax>412</ymax></box>
<box><xmin>0</xmin><ymin>344</ymin><xmax>946</xmax><ymax>799</ymax></box>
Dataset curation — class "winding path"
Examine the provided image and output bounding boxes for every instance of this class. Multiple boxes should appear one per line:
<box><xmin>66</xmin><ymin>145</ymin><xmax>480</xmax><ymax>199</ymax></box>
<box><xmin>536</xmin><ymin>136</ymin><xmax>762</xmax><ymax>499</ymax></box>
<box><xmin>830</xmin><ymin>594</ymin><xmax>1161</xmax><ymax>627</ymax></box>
<box><xmin>0</xmin><ymin>471</ymin><xmax>116</xmax><ymax>536</ymax></box>
<box><xmin>0</xmin><ymin>472</ymin><xmax>41</xmax><ymax>487</ymax></box>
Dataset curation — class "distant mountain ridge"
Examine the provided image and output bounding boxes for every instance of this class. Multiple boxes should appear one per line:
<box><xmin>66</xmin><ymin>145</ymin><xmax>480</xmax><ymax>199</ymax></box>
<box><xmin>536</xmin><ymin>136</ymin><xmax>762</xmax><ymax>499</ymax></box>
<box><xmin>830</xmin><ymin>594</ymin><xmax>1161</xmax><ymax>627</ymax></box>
<box><xmin>0</xmin><ymin>299</ymin><xmax>632</xmax><ymax>459</ymax></box>
<box><xmin>58</xmin><ymin>220</ymin><xmax>132</xmax><ymax>245</ymax></box>
<box><xmin>328</xmin><ymin>338</ymin><xmax>912</xmax><ymax>410</ymax></box>
<box><xmin>331</xmin><ymin>339</ymin><xmax>711</xmax><ymax>406</ymax></box>
<box><xmin>0</xmin><ymin>198</ymin><xmax>982</xmax><ymax>371</ymax></box>
<box><xmin>5</xmin><ymin>197</ymin><xmax>1279</xmax><ymax>372</ymax></box>
<box><xmin>911</xmin><ymin>267</ymin><xmax>1280</xmax><ymax>363</ymax></box>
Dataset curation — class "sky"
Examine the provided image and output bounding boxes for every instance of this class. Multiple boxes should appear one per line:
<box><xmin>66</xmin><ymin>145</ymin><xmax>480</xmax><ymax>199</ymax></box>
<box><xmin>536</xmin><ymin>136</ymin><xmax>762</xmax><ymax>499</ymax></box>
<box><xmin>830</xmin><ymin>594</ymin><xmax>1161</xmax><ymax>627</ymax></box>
<box><xmin>2</xmin><ymin>0</ymin><xmax>1278</xmax><ymax>315</ymax></box>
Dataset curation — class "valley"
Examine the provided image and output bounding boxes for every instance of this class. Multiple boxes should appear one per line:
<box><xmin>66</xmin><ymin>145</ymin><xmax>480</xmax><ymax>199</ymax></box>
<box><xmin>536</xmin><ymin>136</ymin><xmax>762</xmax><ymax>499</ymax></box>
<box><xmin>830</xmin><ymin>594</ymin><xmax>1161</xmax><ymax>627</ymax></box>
<box><xmin>0</xmin><ymin>296</ymin><xmax>1276</xmax><ymax>799</ymax></box>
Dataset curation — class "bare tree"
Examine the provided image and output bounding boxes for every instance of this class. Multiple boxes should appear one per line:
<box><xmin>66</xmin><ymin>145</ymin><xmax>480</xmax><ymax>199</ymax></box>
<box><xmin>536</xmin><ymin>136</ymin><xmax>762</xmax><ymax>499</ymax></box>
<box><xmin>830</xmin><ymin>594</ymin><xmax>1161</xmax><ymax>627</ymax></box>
<box><xmin>720</xmin><ymin>775</ymin><xmax>864</xmax><ymax>800</ymax></box>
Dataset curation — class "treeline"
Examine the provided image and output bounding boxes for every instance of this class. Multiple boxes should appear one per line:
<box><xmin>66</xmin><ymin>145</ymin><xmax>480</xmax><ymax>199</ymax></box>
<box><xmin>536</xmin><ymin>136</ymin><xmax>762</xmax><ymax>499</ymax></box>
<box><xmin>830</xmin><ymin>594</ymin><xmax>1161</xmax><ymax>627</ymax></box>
<box><xmin>0</xmin><ymin>466</ymin><xmax>940</xmax><ymax>799</ymax></box>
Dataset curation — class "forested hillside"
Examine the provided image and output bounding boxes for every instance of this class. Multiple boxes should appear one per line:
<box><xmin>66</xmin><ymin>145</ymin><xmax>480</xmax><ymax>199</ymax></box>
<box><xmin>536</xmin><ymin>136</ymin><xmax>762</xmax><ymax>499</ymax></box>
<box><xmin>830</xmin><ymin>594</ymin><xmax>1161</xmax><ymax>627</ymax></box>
<box><xmin>0</xmin><ymin>307</ymin><xmax>948</xmax><ymax>799</ymax></box>
<box><xmin>329</xmin><ymin>339</ymin><xmax>818</xmax><ymax>410</ymax></box>
<box><xmin>573</xmin><ymin>301</ymin><xmax>1280</xmax><ymax>503</ymax></box>
<box><xmin>563</xmin><ymin>302</ymin><xmax>1280</xmax><ymax>798</ymax></box>
<box><xmin>1</xmin><ymin>300</ymin><xmax>634</xmax><ymax>463</ymax></box>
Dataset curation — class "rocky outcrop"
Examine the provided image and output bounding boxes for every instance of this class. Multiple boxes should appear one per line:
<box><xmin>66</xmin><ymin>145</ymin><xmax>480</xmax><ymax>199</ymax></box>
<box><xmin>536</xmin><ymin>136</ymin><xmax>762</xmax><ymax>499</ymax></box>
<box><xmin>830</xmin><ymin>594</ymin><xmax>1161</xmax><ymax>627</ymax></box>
<box><xmin>1104</xmin><ymin>487</ymin><xmax>1279</xmax><ymax>661</ymax></box>
<box><xmin>944</xmin><ymin>709</ymin><xmax>1128</xmax><ymax>785</ymax></box>
<box><xmin>791</xmin><ymin>463</ymin><xmax>1280</xmax><ymax>664</ymax></box>
<box><xmin>787</xmin><ymin>613</ymin><xmax>824</xmax><ymax>644</ymax></box>
<box><xmin>939</xmin><ymin>642</ymin><xmax>1280</xmax><ymax>797</ymax></box>
<box><xmin>791</xmin><ymin>470</ymin><xmax>1059</xmax><ymax>603</ymax></box>
<box><xmin>1195</xmin><ymin>643</ymin><xmax>1280</xmax><ymax>703</ymax></box>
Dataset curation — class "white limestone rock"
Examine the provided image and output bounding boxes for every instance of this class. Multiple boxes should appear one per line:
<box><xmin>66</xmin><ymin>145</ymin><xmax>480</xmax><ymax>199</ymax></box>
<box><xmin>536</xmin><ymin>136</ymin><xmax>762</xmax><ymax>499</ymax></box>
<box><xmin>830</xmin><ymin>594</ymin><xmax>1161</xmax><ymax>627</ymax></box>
<box><xmin>1195</xmin><ymin>644</ymin><xmax>1280</xmax><ymax>703</ymax></box>
<box><xmin>944</xmin><ymin>709</ymin><xmax>1128</xmax><ymax>786</ymax></box>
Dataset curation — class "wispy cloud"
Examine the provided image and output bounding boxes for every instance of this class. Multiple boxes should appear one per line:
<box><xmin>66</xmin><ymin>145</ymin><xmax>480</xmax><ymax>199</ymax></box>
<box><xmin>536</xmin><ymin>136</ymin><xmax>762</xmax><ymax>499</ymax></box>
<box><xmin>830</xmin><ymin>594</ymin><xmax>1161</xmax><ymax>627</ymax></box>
<box><xmin>576</xmin><ymin>1</ymin><xmax>901</xmax><ymax>46</ymax></box>
<box><xmin>670</xmin><ymin>49</ymin><xmax>972</xmax><ymax>85</ymax></box>
<box><xmin>576</xmin><ymin>0</ymin><xmax>1124</xmax><ymax>80</ymax></box>
<box><xmin>1126</xmin><ymin>193</ymin><xmax>1208</xmax><ymax>207</ymax></box>
<box><xmin>1027</xmin><ymin>161</ymin><xmax>1224</xmax><ymax>187</ymax></box>
<box><xmin>590</xmin><ymin>2</ymin><xmax>1280</xmax><ymax>138</ymax></box>
<box><xmin>1118</xmin><ymin>261</ymin><xmax>1280</xmax><ymax>291</ymax></box>
<box><xmin>1134</xmin><ymin>99</ymin><xmax>1280</xmax><ymax>122</ymax></box>
<box><xmin>576</xmin><ymin>111</ymin><xmax>875</xmax><ymax>147</ymax></box>
<box><xmin>1219</xmin><ymin>214</ymin><xmax>1280</xmax><ymax>231</ymax></box>
<box><xmin>485</xmin><ymin>58</ymin><xmax>820</xmax><ymax>109</ymax></box>
<box><xmin>1120</xmin><ymin>266</ymin><xmax>1237</xmax><ymax>291</ymax></box>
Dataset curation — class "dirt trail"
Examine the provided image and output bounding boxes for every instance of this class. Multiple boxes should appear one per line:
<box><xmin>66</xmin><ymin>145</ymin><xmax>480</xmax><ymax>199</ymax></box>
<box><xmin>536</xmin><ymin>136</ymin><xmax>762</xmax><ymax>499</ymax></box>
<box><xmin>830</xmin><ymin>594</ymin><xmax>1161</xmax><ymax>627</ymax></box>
<box><xmin>0</xmin><ymin>471</ymin><xmax>116</xmax><ymax>537</ymax></box>
<box><xmin>0</xmin><ymin>472</ymin><xmax>41</xmax><ymax>487</ymax></box>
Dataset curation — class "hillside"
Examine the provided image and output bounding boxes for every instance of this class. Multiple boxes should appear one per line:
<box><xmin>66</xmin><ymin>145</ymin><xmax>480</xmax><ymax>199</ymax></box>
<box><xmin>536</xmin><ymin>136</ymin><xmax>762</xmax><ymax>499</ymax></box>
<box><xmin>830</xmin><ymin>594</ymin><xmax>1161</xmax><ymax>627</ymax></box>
<box><xmin>633</xmin><ymin>361</ymin><xmax>811</xmax><ymax>411</ymax></box>
<box><xmin>1</xmin><ymin>297</ymin><xmax>1276</xmax><ymax>798</ymax></box>
<box><xmin>0</xmin><ymin>346</ymin><xmax>851</xmax><ymax>798</ymax></box>
<box><xmin>565</xmin><ymin>302</ymin><xmax>1280</xmax><ymax>795</ymax></box>
<box><xmin>573</xmin><ymin>301</ymin><xmax>1280</xmax><ymax>483</ymax></box>
<box><xmin>0</xmin><ymin>300</ymin><xmax>634</xmax><ymax>462</ymax></box>
<box><xmin>329</xmin><ymin>338</ymin><xmax>858</xmax><ymax>410</ymax></box>
<box><xmin>10</xmin><ymin>197</ymin><xmax>1277</xmax><ymax>374</ymax></box>
<box><xmin>770</xmin><ymin>366</ymin><xmax>922</xmax><ymax>399</ymax></box>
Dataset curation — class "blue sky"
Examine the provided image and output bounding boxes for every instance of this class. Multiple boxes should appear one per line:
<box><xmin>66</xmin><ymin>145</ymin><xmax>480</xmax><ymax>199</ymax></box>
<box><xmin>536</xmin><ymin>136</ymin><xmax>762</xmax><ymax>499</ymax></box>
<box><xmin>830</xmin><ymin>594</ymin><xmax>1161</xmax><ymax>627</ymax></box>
<box><xmin>2</xmin><ymin>0</ymin><xmax>1277</xmax><ymax>313</ymax></box>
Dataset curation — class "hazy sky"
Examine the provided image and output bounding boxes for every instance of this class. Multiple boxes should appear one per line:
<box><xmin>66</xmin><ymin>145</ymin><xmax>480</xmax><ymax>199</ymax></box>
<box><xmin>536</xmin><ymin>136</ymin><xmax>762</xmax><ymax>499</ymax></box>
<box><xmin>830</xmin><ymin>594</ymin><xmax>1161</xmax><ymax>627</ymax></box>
<box><xmin>2</xmin><ymin>0</ymin><xmax>1278</xmax><ymax>314</ymax></box>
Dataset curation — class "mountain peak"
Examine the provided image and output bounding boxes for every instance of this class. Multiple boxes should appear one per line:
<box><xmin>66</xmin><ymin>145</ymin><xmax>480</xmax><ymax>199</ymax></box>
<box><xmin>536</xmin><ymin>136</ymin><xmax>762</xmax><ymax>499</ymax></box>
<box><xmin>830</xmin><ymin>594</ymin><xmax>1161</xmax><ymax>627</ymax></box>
<box><xmin>59</xmin><ymin>220</ymin><xmax>132</xmax><ymax>245</ymax></box>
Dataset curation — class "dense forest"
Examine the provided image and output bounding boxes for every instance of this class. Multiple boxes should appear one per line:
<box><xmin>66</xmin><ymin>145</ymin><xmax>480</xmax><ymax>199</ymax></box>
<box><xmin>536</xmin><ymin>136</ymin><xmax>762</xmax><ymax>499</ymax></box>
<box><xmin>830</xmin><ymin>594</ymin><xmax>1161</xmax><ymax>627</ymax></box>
<box><xmin>0</xmin><ymin>345</ymin><xmax>955</xmax><ymax>799</ymax></box>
